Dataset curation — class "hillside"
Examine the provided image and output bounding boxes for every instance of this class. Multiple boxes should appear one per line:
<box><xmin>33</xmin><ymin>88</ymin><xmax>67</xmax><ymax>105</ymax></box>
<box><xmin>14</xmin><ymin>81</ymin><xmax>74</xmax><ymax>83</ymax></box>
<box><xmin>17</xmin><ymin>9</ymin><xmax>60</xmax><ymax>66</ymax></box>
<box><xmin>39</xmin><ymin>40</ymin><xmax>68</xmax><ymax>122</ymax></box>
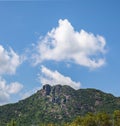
<box><xmin>0</xmin><ymin>84</ymin><xmax>120</xmax><ymax>126</ymax></box>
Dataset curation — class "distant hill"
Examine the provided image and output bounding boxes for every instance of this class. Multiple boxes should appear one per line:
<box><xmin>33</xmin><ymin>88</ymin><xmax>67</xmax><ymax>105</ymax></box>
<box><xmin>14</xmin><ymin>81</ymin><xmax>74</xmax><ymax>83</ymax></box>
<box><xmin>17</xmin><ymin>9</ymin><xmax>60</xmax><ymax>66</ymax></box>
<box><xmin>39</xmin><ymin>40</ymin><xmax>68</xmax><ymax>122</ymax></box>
<box><xmin>0</xmin><ymin>84</ymin><xmax>120</xmax><ymax>126</ymax></box>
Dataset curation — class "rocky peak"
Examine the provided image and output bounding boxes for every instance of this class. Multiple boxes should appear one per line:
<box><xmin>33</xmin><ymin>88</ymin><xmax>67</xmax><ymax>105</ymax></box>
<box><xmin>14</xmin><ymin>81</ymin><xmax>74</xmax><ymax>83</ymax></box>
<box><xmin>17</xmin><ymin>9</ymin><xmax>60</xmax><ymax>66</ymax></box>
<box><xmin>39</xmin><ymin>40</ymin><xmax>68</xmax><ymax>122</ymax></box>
<box><xmin>43</xmin><ymin>84</ymin><xmax>51</xmax><ymax>95</ymax></box>
<box><xmin>52</xmin><ymin>85</ymin><xmax>62</xmax><ymax>94</ymax></box>
<box><xmin>42</xmin><ymin>84</ymin><xmax>63</xmax><ymax>95</ymax></box>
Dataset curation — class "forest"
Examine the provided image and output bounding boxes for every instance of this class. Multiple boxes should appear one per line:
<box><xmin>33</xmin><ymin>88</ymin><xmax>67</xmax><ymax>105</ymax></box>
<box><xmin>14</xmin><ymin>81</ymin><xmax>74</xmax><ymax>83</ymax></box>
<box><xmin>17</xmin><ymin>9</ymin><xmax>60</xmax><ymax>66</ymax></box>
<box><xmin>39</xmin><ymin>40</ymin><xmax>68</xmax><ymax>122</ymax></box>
<box><xmin>7</xmin><ymin>110</ymin><xmax>120</xmax><ymax>126</ymax></box>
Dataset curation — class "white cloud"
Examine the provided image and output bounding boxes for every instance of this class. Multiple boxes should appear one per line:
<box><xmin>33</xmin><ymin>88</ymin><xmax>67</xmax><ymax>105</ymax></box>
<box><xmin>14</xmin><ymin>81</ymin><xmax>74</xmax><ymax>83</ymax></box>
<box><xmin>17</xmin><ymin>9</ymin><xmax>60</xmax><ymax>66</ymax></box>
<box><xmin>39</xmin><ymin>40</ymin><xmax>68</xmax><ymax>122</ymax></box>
<box><xmin>0</xmin><ymin>45</ymin><xmax>21</xmax><ymax>75</ymax></box>
<box><xmin>32</xmin><ymin>19</ymin><xmax>107</xmax><ymax>69</ymax></box>
<box><xmin>6</xmin><ymin>82</ymin><xmax>23</xmax><ymax>94</ymax></box>
<box><xmin>39</xmin><ymin>66</ymin><xmax>81</xmax><ymax>90</ymax></box>
<box><xmin>0</xmin><ymin>77</ymin><xmax>23</xmax><ymax>105</ymax></box>
<box><xmin>0</xmin><ymin>91</ymin><xmax>9</xmax><ymax>104</ymax></box>
<box><xmin>21</xmin><ymin>87</ymin><xmax>40</xmax><ymax>100</ymax></box>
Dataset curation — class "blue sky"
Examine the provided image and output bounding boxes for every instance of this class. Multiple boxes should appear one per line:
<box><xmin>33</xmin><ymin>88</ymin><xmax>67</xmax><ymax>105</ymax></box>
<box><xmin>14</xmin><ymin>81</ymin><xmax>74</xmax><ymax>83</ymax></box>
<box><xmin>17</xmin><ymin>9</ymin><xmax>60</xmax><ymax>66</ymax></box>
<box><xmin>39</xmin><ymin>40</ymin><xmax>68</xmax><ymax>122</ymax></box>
<box><xmin>0</xmin><ymin>0</ymin><xmax>120</xmax><ymax>105</ymax></box>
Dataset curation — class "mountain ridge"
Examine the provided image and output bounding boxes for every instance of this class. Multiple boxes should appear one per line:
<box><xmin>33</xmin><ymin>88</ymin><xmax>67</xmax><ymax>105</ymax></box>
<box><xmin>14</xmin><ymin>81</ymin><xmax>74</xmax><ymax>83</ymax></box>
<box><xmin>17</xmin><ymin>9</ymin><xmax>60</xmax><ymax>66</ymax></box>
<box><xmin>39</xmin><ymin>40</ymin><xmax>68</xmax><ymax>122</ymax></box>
<box><xmin>0</xmin><ymin>84</ymin><xmax>120</xmax><ymax>126</ymax></box>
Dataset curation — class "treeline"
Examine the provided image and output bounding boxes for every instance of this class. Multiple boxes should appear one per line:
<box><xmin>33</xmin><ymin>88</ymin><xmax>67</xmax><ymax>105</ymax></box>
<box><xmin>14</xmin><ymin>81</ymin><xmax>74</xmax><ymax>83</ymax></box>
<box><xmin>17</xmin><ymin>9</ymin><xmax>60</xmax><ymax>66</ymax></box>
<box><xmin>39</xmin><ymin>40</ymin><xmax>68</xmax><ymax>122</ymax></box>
<box><xmin>65</xmin><ymin>110</ymin><xmax>120</xmax><ymax>126</ymax></box>
<box><xmin>7</xmin><ymin>110</ymin><xmax>120</xmax><ymax>126</ymax></box>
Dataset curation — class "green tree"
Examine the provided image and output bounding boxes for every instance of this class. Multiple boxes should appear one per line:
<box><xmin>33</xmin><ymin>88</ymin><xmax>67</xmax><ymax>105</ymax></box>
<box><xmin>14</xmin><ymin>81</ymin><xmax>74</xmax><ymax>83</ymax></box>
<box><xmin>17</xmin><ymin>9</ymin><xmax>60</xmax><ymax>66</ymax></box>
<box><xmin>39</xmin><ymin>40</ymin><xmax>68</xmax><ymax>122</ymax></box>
<box><xmin>96</xmin><ymin>112</ymin><xmax>112</xmax><ymax>126</ymax></box>
<box><xmin>68</xmin><ymin>113</ymin><xmax>97</xmax><ymax>126</ymax></box>
<box><xmin>7</xmin><ymin>119</ymin><xmax>17</xmax><ymax>126</ymax></box>
<box><xmin>113</xmin><ymin>110</ymin><xmax>120</xmax><ymax>126</ymax></box>
<box><xmin>82</xmin><ymin>113</ymin><xmax>97</xmax><ymax>126</ymax></box>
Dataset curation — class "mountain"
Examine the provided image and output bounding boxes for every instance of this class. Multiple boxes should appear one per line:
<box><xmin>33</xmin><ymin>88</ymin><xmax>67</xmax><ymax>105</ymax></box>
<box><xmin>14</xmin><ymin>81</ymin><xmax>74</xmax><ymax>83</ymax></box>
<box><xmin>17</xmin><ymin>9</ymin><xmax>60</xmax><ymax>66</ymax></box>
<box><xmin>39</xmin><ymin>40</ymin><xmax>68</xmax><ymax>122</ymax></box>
<box><xmin>0</xmin><ymin>84</ymin><xmax>120</xmax><ymax>126</ymax></box>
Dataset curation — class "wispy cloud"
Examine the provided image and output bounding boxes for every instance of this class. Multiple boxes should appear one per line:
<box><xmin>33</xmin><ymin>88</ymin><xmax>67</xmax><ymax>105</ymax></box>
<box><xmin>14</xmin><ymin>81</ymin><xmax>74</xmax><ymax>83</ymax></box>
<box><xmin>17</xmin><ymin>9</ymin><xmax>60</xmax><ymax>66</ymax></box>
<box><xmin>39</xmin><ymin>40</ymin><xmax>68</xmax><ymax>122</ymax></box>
<box><xmin>0</xmin><ymin>45</ymin><xmax>21</xmax><ymax>75</ymax></box>
<box><xmin>39</xmin><ymin>65</ymin><xmax>81</xmax><ymax>90</ymax></box>
<box><xmin>0</xmin><ymin>77</ymin><xmax>23</xmax><ymax>105</ymax></box>
<box><xmin>21</xmin><ymin>87</ymin><xmax>40</xmax><ymax>100</ymax></box>
<box><xmin>32</xmin><ymin>19</ymin><xmax>107</xmax><ymax>69</ymax></box>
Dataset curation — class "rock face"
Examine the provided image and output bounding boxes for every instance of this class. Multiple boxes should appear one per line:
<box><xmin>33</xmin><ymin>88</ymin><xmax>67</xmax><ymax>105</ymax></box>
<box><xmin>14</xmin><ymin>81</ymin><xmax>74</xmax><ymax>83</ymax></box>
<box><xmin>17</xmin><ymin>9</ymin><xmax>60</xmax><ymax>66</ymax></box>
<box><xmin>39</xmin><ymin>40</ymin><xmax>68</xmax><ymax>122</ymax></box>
<box><xmin>42</xmin><ymin>84</ymin><xmax>68</xmax><ymax>104</ymax></box>
<box><xmin>43</xmin><ymin>84</ymin><xmax>51</xmax><ymax>95</ymax></box>
<box><xmin>43</xmin><ymin>84</ymin><xmax>62</xmax><ymax>95</ymax></box>
<box><xmin>42</xmin><ymin>84</ymin><xmax>63</xmax><ymax>97</ymax></box>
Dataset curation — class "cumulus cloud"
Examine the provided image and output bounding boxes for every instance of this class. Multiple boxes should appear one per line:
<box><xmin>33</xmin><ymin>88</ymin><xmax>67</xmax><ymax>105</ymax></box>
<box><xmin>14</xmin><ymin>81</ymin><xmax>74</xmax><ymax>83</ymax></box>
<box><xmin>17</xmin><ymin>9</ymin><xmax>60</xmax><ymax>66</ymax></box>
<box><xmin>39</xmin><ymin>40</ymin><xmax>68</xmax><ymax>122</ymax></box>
<box><xmin>0</xmin><ymin>45</ymin><xmax>21</xmax><ymax>75</ymax></box>
<box><xmin>0</xmin><ymin>77</ymin><xmax>23</xmax><ymax>105</ymax></box>
<box><xmin>39</xmin><ymin>66</ymin><xmax>81</xmax><ymax>90</ymax></box>
<box><xmin>32</xmin><ymin>19</ymin><xmax>107</xmax><ymax>69</ymax></box>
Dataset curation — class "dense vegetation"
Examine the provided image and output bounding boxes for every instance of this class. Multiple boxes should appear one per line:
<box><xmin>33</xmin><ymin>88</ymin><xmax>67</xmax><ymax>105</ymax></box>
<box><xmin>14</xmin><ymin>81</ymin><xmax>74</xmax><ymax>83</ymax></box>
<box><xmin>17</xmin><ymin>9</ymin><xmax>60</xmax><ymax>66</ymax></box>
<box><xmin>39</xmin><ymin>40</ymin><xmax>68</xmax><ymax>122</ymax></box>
<box><xmin>0</xmin><ymin>84</ymin><xmax>120</xmax><ymax>126</ymax></box>
<box><xmin>6</xmin><ymin>110</ymin><xmax>120</xmax><ymax>126</ymax></box>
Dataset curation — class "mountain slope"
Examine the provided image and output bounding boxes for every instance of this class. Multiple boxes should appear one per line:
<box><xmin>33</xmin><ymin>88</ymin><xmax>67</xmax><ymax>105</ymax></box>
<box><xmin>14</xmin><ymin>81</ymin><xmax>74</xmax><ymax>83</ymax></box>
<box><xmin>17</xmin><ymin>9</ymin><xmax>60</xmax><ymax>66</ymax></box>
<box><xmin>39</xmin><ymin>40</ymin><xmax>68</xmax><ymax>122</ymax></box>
<box><xmin>0</xmin><ymin>84</ymin><xmax>120</xmax><ymax>126</ymax></box>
